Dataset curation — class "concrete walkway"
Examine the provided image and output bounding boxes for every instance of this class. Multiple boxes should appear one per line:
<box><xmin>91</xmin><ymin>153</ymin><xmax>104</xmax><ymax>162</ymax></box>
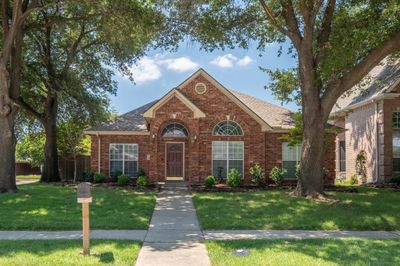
<box><xmin>135</xmin><ymin>186</ymin><xmax>211</xmax><ymax>266</ymax></box>
<box><xmin>204</xmin><ymin>230</ymin><xmax>400</xmax><ymax>240</ymax></box>
<box><xmin>0</xmin><ymin>230</ymin><xmax>147</xmax><ymax>240</ymax></box>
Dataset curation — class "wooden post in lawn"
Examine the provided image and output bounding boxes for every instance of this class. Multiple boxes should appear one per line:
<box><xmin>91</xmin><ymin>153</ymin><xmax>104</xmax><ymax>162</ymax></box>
<box><xmin>77</xmin><ymin>182</ymin><xmax>92</xmax><ymax>256</ymax></box>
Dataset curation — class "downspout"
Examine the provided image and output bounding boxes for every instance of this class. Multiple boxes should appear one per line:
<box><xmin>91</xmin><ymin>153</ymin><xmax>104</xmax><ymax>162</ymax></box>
<box><xmin>97</xmin><ymin>133</ymin><xmax>101</xmax><ymax>173</ymax></box>
<box><xmin>374</xmin><ymin>101</ymin><xmax>380</xmax><ymax>183</ymax></box>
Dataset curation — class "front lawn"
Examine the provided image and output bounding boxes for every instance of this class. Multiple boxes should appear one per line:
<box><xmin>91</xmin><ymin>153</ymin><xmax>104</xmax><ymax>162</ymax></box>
<box><xmin>0</xmin><ymin>183</ymin><xmax>156</xmax><ymax>230</ymax></box>
<box><xmin>193</xmin><ymin>187</ymin><xmax>400</xmax><ymax>230</ymax></box>
<box><xmin>206</xmin><ymin>239</ymin><xmax>400</xmax><ymax>266</ymax></box>
<box><xmin>0</xmin><ymin>240</ymin><xmax>140</xmax><ymax>266</ymax></box>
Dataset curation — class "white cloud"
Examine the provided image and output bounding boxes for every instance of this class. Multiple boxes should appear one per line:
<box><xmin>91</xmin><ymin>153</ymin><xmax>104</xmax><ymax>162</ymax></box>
<box><xmin>158</xmin><ymin>57</ymin><xmax>199</xmax><ymax>73</ymax></box>
<box><xmin>129</xmin><ymin>57</ymin><xmax>161</xmax><ymax>83</ymax></box>
<box><xmin>237</xmin><ymin>56</ymin><xmax>253</xmax><ymax>66</ymax></box>
<box><xmin>210</xmin><ymin>54</ymin><xmax>238</xmax><ymax>68</ymax></box>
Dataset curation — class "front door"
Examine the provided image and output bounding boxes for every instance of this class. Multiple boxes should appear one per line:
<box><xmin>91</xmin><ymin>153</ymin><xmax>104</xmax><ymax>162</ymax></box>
<box><xmin>166</xmin><ymin>143</ymin><xmax>184</xmax><ymax>180</ymax></box>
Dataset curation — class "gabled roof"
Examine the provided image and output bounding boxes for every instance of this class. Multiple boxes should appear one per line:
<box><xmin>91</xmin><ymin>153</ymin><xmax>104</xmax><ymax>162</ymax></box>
<box><xmin>177</xmin><ymin>69</ymin><xmax>275</xmax><ymax>131</ymax></box>
<box><xmin>86</xmin><ymin>101</ymin><xmax>156</xmax><ymax>133</ymax></box>
<box><xmin>331</xmin><ymin>57</ymin><xmax>400</xmax><ymax>115</ymax></box>
<box><xmin>143</xmin><ymin>88</ymin><xmax>206</xmax><ymax>119</ymax></box>
<box><xmin>86</xmin><ymin>69</ymin><xmax>296</xmax><ymax>134</ymax></box>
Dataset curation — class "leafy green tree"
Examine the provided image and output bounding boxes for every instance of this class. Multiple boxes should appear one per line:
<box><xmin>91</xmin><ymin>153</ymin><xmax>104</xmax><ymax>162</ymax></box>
<box><xmin>16</xmin><ymin>132</ymin><xmax>46</xmax><ymax>167</ymax></box>
<box><xmin>164</xmin><ymin>0</ymin><xmax>400</xmax><ymax>197</ymax></box>
<box><xmin>17</xmin><ymin>0</ymin><xmax>172</xmax><ymax>182</ymax></box>
<box><xmin>0</xmin><ymin>0</ymin><xmax>40</xmax><ymax>192</ymax></box>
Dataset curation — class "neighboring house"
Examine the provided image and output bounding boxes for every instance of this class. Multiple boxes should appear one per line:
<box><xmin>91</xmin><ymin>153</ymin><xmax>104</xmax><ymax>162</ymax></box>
<box><xmin>331</xmin><ymin>57</ymin><xmax>400</xmax><ymax>183</ymax></box>
<box><xmin>86</xmin><ymin>69</ymin><xmax>336</xmax><ymax>183</ymax></box>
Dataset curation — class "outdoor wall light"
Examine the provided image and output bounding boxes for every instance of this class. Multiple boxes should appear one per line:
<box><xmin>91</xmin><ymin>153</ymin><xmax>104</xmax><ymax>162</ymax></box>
<box><xmin>152</xmin><ymin>134</ymin><xmax>156</xmax><ymax>139</ymax></box>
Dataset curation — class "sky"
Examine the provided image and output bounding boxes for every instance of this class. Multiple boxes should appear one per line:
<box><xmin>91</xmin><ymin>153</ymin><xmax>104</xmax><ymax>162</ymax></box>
<box><xmin>111</xmin><ymin>41</ymin><xmax>298</xmax><ymax>115</ymax></box>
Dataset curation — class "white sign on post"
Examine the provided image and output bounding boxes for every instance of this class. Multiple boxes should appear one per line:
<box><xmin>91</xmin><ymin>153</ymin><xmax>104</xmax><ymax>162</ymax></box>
<box><xmin>77</xmin><ymin>182</ymin><xmax>92</xmax><ymax>256</ymax></box>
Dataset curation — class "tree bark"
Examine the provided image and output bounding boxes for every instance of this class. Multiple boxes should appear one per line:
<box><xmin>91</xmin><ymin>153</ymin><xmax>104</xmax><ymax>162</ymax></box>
<box><xmin>0</xmin><ymin>67</ymin><xmax>17</xmax><ymax>193</ymax></box>
<box><xmin>40</xmin><ymin>95</ymin><xmax>60</xmax><ymax>182</ymax></box>
<box><xmin>73</xmin><ymin>154</ymin><xmax>77</xmax><ymax>182</ymax></box>
<box><xmin>295</xmin><ymin>111</ymin><xmax>325</xmax><ymax>197</ymax></box>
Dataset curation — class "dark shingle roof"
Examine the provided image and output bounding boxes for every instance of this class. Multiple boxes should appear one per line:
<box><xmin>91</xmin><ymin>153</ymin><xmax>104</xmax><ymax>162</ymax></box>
<box><xmin>89</xmin><ymin>100</ymin><xmax>157</xmax><ymax>132</ymax></box>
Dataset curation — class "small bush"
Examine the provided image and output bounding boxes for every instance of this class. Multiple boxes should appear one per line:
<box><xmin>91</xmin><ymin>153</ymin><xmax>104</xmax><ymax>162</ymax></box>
<box><xmin>295</xmin><ymin>164</ymin><xmax>301</xmax><ymax>179</ymax></box>
<box><xmin>390</xmin><ymin>176</ymin><xmax>400</xmax><ymax>184</ymax></box>
<box><xmin>226</xmin><ymin>169</ymin><xmax>241</xmax><ymax>187</ymax></box>
<box><xmin>93</xmin><ymin>172</ymin><xmax>106</xmax><ymax>183</ymax></box>
<box><xmin>204</xmin><ymin>175</ymin><xmax>216</xmax><ymax>188</ymax></box>
<box><xmin>136</xmin><ymin>176</ymin><xmax>149</xmax><ymax>188</ymax></box>
<box><xmin>249</xmin><ymin>163</ymin><xmax>265</xmax><ymax>185</ymax></box>
<box><xmin>136</xmin><ymin>169</ymin><xmax>146</xmax><ymax>177</ymax></box>
<box><xmin>350</xmin><ymin>173</ymin><xmax>358</xmax><ymax>185</ymax></box>
<box><xmin>111</xmin><ymin>170</ymin><xmax>123</xmax><ymax>182</ymax></box>
<box><xmin>117</xmin><ymin>174</ymin><xmax>130</xmax><ymax>186</ymax></box>
<box><xmin>269</xmin><ymin>167</ymin><xmax>287</xmax><ymax>185</ymax></box>
<box><xmin>83</xmin><ymin>171</ymin><xmax>94</xmax><ymax>182</ymax></box>
<box><xmin>216</xmin><ymin>167</ymin><xmax>224</xmax><ymax>183</ymax></box>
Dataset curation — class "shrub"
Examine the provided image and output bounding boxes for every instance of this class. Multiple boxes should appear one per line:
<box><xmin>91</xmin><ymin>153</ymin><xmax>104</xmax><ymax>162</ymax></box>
<box><xmin>111</xmin><ymin>170</ymin><xmax>123</xmax><ymax>182</ymax></box>
<box><xmin>249</xmin><ymin>163</ymin><xmax>265</xmax><ymax>185</ymax></box>
<box><xmin>93</xmin><ymin>172</ymin><xmax>106</xmax><ymax>183</ymax></box>
<box><xmin>350</xmin><ymin>173</ymin><xmax>358</xmax><ymax>185</ymax></box>
<box><xmin>204</xmin><ymin>175</ymin><xmax>216</xmax><ymax>188</ymax></box>
<box><xmin>136</xmin><ymin>176</ymin><xmax>149</xmax><ymax>188</ymax></box>
<box><xmin>136</xmin><ymin>169</ymin><xmax>146</xmax><ymax>177</ymax></box>
<box><xmin>83</xmin><ymin>171</ymin><xmax>94</xmax><ymax>182</ymax></box>
<box><xmin>295</xmin><ymin>164</ymin><xmax>301</xmax><ymax>179</ymax></box>
<box><xmin>390</xmin><ymin>176</ymin><xmax>400</xmax><ymax>184</ymax></box>
<box><xmin>216</xmin><ymin>166</ymin><xmax>224</xmax><ymax>183</ymax></box>
<box><xmin>226</xmin><ymin>169</ymin><xmax>241</xmax><ymax>187</ymax></box>
<box><xmin>117</xmin><ymin>174</ymin><xmax>130</xmax><ymax>186</ymax></box>
<box><xmin>269</xmin><ymin>167</ymin><xmax>287</xmax><ymax>185</ymax></box>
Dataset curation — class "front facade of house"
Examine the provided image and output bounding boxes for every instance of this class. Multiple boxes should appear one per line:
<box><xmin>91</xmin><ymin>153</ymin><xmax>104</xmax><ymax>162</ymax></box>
<box><xmin>331</xmin><ymin>58</ymin><xmax>400</xmax><ymax>183</ymax></box>
<box><xmin>87</xmin><ymin>69</ymin><xmax>336</xmax><ymax>183</ymax></box>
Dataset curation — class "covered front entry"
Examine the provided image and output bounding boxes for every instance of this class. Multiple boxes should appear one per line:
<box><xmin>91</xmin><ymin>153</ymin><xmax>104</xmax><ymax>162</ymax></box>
<box><xmin>165</xmin><ymin>143</ymin><xmax>184</xmax><ymax>181</ymax></box>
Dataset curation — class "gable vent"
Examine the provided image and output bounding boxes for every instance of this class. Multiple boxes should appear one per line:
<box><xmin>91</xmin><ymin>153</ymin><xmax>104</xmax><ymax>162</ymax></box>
<box><xmin>195</xmin><ymin>83</ymin><xmax>207</xmax><ymax>94</ymax></box>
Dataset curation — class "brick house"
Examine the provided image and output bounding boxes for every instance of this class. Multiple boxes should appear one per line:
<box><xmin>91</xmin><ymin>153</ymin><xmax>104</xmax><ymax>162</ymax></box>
<box><xmin>331</xmin><ymin>57</ymin><xmax>400</xmax><ymax>183</ymax></box>
<box><xmin>86</xmin><ymin>69</ymin><xmax>336</xmax><ymax>183</ymax></box>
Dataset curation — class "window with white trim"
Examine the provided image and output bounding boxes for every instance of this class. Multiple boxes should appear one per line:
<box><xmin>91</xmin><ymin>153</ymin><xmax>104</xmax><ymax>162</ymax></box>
<box><xmin>282</xmin><ymin>142</ymin><xmax>301</xmax><ymax>179</ymax></box>
<box><xmin>213</xmin><ymin>121</ymin><xmax>243</xmax><ymax>136</ymax></box>
<box><xmin>212</xmin><ymin>141</ymin><xmax>244</xmax><ymax>179</ymax></box>
<box><xmin>109</xmin><ymin>144</ymin><xmax>138</xmax><ymax>177</ymax></box>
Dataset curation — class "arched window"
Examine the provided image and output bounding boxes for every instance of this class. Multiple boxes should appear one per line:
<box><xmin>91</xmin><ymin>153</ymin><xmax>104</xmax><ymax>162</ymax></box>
<box><xmin>161</xmin><ymin>123</ymin><xmax>189</xmax><ymax>137</ymax></box>
<box><xmin>213</xmin><ymin>120</ymin><xmax>243</xmax><ymax>136</ymax></box>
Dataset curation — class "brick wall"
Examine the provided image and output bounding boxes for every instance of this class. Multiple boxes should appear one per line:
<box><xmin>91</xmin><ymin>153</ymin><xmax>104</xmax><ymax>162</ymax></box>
<box><xmin>88</xmin><ymin>73</ymin><xmax>336</xmax><ymax>184</ymax></box>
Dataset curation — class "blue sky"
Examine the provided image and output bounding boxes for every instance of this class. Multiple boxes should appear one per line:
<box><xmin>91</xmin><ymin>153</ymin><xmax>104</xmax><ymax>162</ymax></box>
<box><xmin>111</xmin><ymin>41</ymin><xmax>298</xmax><ymax>115</ymax></box>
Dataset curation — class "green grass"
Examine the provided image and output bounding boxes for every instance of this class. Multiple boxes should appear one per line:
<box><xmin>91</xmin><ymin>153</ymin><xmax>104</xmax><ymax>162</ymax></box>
<box><xmin>0</xmin><ymin>240</ymin><xmax>141</xmax><ymax>266</ymax></box>
<box><xmin>193</xmin><ymin>187</ymin><xmax>400</xmax><ymax>230</ymax></box>
<box><xmin>206</xmin><ymin>239</ymin><xmax>400</xmax><ymax>266</ymax></box>
<box><xmin>0</xmin><ymin>183</ymin><xmax>156</xmax><ymax>230</ymax></box>
<box><xmin>16</xmin><ymin>175</ymin><xmax>40</xmax><ymax>179</ymax></box>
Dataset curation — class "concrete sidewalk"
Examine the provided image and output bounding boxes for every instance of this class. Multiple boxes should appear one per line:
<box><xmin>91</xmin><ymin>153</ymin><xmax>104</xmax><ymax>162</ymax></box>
<box><xmin>204</xmin><ymin>230</ymin><xmax>400</xmax><ymax>240</ymax></box>
<box><xmin>0</xmin><ymin>230</ymin><xmax>147</xmax><ymax>241</ymax></box>
<box><xmin>135</xmin><ymin>187</ymin><xmax>211</xmax><ymax>266</ymax></box>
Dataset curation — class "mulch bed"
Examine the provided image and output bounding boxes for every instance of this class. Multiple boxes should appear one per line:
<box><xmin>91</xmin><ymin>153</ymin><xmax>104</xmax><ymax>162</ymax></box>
<box><xmin>191</xmin><ymin>183</ymin><xmax>359</xmax><ymax>193</ymax></box>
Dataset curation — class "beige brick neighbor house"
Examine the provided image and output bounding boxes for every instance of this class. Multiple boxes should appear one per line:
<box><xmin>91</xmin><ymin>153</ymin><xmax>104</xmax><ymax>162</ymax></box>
<box><xmin>331</xmin><ymin>57</ymin><xmax>400</xmax><ymax>183</ymax></box>
<box><xmin>86</xmin><ymin>69</ymin><xmax>336</xmax><ymax>183</ymax></box>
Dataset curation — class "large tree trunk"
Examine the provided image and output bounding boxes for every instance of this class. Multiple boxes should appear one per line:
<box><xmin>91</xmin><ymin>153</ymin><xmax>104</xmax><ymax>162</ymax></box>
<box><xmin>41</xmin><ymin>95</ymin><xmax>60</xmax><ymax>182</ymax></box>
<box><xmin>0</xmin><ymin>68</ymin><xmax>17</xmax><ymax>193</ymax></box>
<box><xmin>295</xmin><ymin>110</ymin><xmax>325</xmax><ymax>197</ymax></box>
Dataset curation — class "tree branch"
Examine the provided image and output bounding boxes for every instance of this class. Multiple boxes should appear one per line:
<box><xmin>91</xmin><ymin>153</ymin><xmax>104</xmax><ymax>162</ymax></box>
<box><xmin>15</xmin><ymin>96</ymin><xmax>44</xmax><ymax>121</ymax></box>
<box><xmin>321</xmin><ymin>31</ymin><xmax>400</xmax><ymax>117</ymax></box>
<box><xmin>259</xmin><ymin>0</ymin><xmax>290</xmax><ymax>36</ymax></box>
<box><xmin>280</xmin><ymin>0</ymin><xmax>303</xmax><ymax>48</ymax></box>
<box><xmin>315</xmin><ymin>0</ymin><xmax>336</xmax><ymax>65</ymax></box>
